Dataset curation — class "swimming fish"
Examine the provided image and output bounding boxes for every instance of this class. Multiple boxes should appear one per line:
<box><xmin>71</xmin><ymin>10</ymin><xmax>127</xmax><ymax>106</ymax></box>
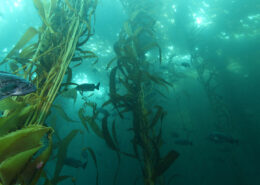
<box><xmin>76</xmin><ymin>82</ymin><xmax>100</xmax><ymax>95</ymax></box>
<box><xmin>64</xmin><ymin>157</ymin><xmax>87</xmax><ymax>169</ymax></box>
<box><xmin>208</xmin><ymin>131</ymin><xmax>238</xmax><ymax>144</ymax></box>
<box><xmin>0</xmin><ymin>71</ymin><xmax>36</xmax><ymax>100</ymax></box>
<box><xmin>180</xmin><ymin>62</ymin><xmax>191</xmax><ymax>68</ymax></box>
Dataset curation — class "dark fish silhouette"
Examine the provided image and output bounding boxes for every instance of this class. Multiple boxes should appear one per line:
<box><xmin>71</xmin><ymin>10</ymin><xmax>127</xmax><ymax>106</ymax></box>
<box><xmin>174</xmin><ymin>139</ymin><xmax>193</xmax><ymax>146</ymax></box>
<box><xmin>0</xmin><ymin>71</ymin><xmax>36</xmax><ymax>100</ymax></box>
<box><xmin>76</xmin><ymin>82</ymin><xmax>100</xmax><ymax>95</ymax></box>
<box><xmin>180</xmin><ymin>62</ymin><xmax>190</xmax><ymax>68</ymax></box>
<box><xmin>208</xmin><ymin>131</ymin><xmax>238</xmax><ymax>144</ymax></box>
<box><xmin>64</xmin><ymin>157</ymin><xmax>87</xmax><ymax>169</ymax></box>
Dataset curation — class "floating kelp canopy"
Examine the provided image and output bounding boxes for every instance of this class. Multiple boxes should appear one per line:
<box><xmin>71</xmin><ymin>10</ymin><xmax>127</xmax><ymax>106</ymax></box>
<box><xmin>0</xmin><ymin>0</ymin><xmax>97</xmax><ymax>184</ymax></box>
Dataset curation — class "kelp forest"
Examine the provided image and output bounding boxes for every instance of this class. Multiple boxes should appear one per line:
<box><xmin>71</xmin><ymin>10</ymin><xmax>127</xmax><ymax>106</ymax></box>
<box><xmin>0</xmin><ymin>0</ymin><xmax>177</xmax><ymax>184</ymax></box>
<box><xmin>0</xmin><ymin>0</ymin><xmax>260</xmax><ymax>185</ymax></box>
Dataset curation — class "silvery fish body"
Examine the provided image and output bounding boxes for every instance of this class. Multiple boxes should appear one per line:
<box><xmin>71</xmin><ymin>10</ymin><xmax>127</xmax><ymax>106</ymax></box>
<box><xmin>0</xmin><ymin>71</ymin><xmax>36</xmax><ymax>100</ymax></box>
<box><xmin>64</xmin><ymin>157</ymin><xmax>87</xmax><ymax>169</ymax></box>
<box><xmin>208</xmin><ymin>131</ymin><xmax>238</xmax><ymax>144</ymax></box>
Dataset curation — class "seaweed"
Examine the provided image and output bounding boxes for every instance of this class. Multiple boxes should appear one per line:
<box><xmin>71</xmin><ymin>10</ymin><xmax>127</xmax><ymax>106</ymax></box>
<box><xmin>78</xmin><ymin>1</ymin><xmax>179</xmax><ymax>184</ymax></box>
<box><xmin>85</xmin><ymin>147</ymin><xmax>99</xmax><ymax>185</ymax></box>
<box><xmin>0</xmin><ymin>0</ymin><xmax>97</xmax><ymax>184</ymax></box>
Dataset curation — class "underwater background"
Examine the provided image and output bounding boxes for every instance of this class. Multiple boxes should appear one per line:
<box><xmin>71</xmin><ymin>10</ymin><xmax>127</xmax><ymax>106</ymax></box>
<box><xmin>0</xmin><ymin>0</ymin><xmax>259</xmax><ymax>185</ymax></box>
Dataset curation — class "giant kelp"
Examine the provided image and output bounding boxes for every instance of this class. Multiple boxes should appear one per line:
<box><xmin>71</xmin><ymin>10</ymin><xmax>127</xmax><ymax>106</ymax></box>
<box><xmin>78</xmin><ymin>1</ymin><xmax>179</xmax><ymax>185</ymax></box>
<box><xmin>0</xmin><ymin>0</ymin><xmax>97</xmax><ymax>184</ymax></box>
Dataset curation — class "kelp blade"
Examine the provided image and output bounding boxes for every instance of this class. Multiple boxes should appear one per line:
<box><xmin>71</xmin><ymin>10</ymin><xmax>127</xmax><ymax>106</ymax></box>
<box><xmin>0</xmin><ymin>145</ymin><xmax>42</xmax><ymax>185</ymax></box>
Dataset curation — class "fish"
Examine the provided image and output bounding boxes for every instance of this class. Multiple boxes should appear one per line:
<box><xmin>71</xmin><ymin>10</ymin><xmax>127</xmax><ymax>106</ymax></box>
<box><xmin>174</xmin><ymin>139</ymin><xmax>193</xmax><ymax>146</ymax></box>
<box><xmin>76</xmin><ymin>82</ymin><xmax>100</xmax><ymax>95</ymax></box>
<box><xmin>208</xmin><ymin>131</ymin><xmax>238</xmax><ymax>144</ymax></box>
<box><xmin>180</xmin><ymin>62</ymin><xmax>190</xmax><ymax>68</ymax></box>
<box><xmin>64</xmin><ymin>157</ymin><xmax>87</xmax><ymax>169</ymax></box>
<box><xmin>0</xmin><ymin>71</ymin><xmax>36</xmax><ymax>100</ymax></box>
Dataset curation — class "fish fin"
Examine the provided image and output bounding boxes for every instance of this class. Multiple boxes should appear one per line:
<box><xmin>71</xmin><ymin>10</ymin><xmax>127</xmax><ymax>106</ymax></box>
<box><xmin>96</xmin><ymin>82</ymin><xmax>100</xmax><ymax>90</ymax></box>
<box><xmin>82</xmin><ymin>161</ymin><xmax>88</xmax><ymax>169</ymax></box>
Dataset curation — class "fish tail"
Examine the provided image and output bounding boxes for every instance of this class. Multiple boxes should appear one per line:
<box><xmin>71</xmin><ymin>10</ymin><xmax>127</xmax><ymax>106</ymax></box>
<box><xmin>96</xmin><ymin>82</ymin><xmax>100</xmax><ymax>90</ymax></box>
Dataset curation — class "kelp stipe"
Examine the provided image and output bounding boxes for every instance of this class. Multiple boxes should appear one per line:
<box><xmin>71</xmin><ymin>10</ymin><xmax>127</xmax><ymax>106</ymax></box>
<box><xmin>77</xmin><ymin>1</ymin><xmax>179</xmax><ymax>185</ymax></box>
<box><xmin>0</xmin><ymin>0</ymin><xmax>97</xmax><ymax>184</ymax></box>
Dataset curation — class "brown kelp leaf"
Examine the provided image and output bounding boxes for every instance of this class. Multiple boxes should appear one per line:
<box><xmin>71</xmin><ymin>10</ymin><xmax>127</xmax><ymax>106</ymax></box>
<box><xmin>106</xmin><ymin>57</ymin><xmax>117</xmax><ymax>70</ymax></box>
<box><xmin>150</xmin><ymin>105</ymin><xmax>164</xmax><ymax>128</ymax></box>
<box><xmin>0</xmin><ymin>27</ymin><xmax>38</xmax><ymax>65</ymax></box>
<box><xmin>53</xmin><ymin>130</ymin><xmax>79</xmax><ymax>184</ymax></box>
<box><xmin>102</xmin><ymin>116</ymin><xmax>117</xmax><ymax>151</ymax></box>
<box><xmin>153</xmin><ymin>150</ymin><xmax>179</xmax><ymax>179</ymax></box>
<box><xmin>144</xmin><ymin>72</ymin><xmax>172</xmax><ymax>89</ymax></box>
<box><xmin>79</xmin><ymin>103</ymin><xmax>103</xmax><ymax>138</ymax></box>
<box><xmin>119</xmin><ymin>78</ymin><xmax>133</xmax><ymax>93</ymax></box>
<box><xmin>0</xmin><ymin>145</ymin><xmax>42</xmax><ymax>185</ymax></box>
<box><xmin>21</xmin><ymin>132</ymin><xmax>53</xmax><ymax>185</ymax></box>
<box><xmin>101</xmin><ymin>100</ymin><xmax>112</xmax><ymax>107</ymax></box>
<box><xmin>85</xmin><ymin>147</ymin><xmax>99</xmax><ymax>185</ymax></box>
<box><xmin>52</xmin><ymin>104</ymin><xmax>78</xmax><ymax>123</ymax></box>
<box><xmin>112</xmin><ymin>120</ymin><xmax>119</xmax><ymax>146</ymax></box>
<box><xmin>78</xmin><ymin>108</ymin><xmax>89</xmax><ymax>132</ymax></box>
<box><xmin>86</xmin><ymin>116</ymin><xmax>104</xmax><ymax>139</ymax></box>
<box><xmin>76</xmin><ymin>49</ymin><xmax>99</xmax><ymax>65</ymax></box>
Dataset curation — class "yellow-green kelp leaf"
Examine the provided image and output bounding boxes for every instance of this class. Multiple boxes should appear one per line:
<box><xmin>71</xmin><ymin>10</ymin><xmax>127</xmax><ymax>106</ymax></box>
<box><xmin>20</xmin><ymin>133</ymin><xmax>52</xmax><ymax>185</ymax></box>
<box><xmin>33</xmin><ymin>0</ymin><xmax>54</xmax><ymax>33</ymax></box>
<box><xmin>0</xmin><ymin>145</ymin><xmax>41</xmax><ymax>185</ymax></box>
<box><xmin>0</xmin><ymin>98</ymin><xmax>23</xmax><ymax>111</ymax></box>
<box><xmin>0</xmin><ymin>125</ymin><xmax>52</xmax><ymax>163</ymax></box>
<box><xmin>0</xmin><ymin>105</ymin><xmax>34</xmax><ymax>136</ymax></box>
<box><xmin>78</xmin><ymin>109</ymin><xmax>89</xmax><ymax>132</ymax></box>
